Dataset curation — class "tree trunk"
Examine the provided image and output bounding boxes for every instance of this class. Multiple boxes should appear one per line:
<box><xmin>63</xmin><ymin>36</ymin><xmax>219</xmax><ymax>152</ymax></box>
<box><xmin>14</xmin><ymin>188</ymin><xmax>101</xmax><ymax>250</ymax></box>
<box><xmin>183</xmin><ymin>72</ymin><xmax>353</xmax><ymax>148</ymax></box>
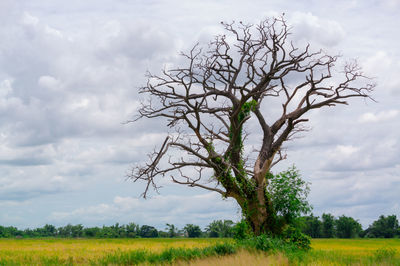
<box><xmin>246</xmin><ymin>200</ymin><xmax>268</xmax><ymax>235</ymax></box>
<box><xmin>234</xmin><ymin>182</ymin><xmax>280</xmax><ymax>236</ymax></box>
<box><xmin>235</xmin><ymin>156</ymin><xmax>279</xmax><ymax>235</ymax></box>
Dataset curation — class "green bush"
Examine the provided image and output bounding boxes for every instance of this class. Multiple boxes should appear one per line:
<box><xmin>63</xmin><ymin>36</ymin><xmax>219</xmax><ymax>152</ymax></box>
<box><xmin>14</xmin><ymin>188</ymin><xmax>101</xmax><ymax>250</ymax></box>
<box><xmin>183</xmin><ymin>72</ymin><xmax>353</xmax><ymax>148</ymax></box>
<box><xmin>232</xmin><ymin>220</ymin><xmax>253</xmax><ymax>240</ymax></box>
<box><xmin>212</xmin><ymin>242</ymin><xmax>237</xmax><ymax>255</ymax></box>
<box><xmin>282</xmin><ymin>226</ymin><xmax>311</xmax><ymax>250</ymax></box>
<box><xmin>239</xmin><ymin>234</ymin><xmax>289</xmax><ymax>252</ymax></box>
<box><xmin>250</xmin><ymin>234</ymin><xmax>276</xmax><ymax>251</ymax></box>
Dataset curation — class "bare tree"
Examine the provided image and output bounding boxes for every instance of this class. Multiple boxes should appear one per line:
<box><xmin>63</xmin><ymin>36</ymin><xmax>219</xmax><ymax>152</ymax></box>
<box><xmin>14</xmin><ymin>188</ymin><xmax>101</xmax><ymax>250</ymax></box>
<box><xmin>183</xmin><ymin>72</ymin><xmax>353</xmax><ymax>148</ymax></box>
<box><xmin>129</xmin><ymin>16</ymin><xmax>374</xmax><ymax>235</ymax></box>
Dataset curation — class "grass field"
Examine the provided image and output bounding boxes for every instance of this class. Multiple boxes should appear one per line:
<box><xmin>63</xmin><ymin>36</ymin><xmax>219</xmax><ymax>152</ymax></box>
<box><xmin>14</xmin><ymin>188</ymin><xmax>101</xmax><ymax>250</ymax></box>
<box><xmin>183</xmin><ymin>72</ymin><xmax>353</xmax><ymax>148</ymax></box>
<box><xmin>0</xmin><ymin>238</ymin><xmax>226</xmax><ymax>265</ymax></box>
<box><xmin>0</xmin><ymin>238</ymin><xmax>399</xmax><ymax>265</ymax></box>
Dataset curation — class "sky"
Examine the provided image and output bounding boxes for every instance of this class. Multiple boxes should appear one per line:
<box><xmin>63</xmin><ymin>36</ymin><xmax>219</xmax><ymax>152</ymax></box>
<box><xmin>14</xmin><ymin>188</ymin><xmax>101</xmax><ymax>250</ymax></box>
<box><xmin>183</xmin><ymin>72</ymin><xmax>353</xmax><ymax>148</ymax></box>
<box><xmin>0</xmin><ymin>0</ymin><xmax>399</xmax><ymax>230</ymax></box>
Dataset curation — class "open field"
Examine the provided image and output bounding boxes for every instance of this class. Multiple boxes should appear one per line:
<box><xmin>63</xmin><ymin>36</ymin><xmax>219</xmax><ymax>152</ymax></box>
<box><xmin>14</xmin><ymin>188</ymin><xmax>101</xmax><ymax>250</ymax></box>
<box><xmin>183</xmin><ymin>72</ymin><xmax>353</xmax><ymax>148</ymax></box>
<box><xmin>0</xmin><ymin>238</ymin><xmax>225</xmax><ymax>265</ymax></box>
<box><xmin>0</xmin><ymin>238</ymin><xmax>399</xmax><ymax>265</ymax></box>
<box><xmin>303</xmin><ymin>239</ymin><xmax>400</xmax><ymax>265</ymax></box>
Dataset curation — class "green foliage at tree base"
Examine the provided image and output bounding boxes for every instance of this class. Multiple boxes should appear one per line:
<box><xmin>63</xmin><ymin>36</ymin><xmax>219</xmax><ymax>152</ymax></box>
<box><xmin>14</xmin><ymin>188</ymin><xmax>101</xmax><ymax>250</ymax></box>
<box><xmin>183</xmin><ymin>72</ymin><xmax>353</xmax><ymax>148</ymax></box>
<box><xmin>232</xmin><ymin>220</ymin><xmax>253</xmax><ymax>240</ymax></box>
<box><xmin>233</xmin><ymin>219</ymin><xmax>311</xmax><ymax>251</ymax></box>
<box><xmin>281</xmin><ymin>226</ymin><xmax>311</xmax><ymax>250</ymax></box>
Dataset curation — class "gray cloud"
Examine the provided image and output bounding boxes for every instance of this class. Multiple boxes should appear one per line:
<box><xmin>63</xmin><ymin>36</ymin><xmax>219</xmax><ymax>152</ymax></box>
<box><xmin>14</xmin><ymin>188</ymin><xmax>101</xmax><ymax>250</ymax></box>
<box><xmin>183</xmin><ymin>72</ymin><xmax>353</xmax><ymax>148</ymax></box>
<box><xmin>0</xmin><ymin>157</ymin><xmax>52</xmax><ymax>166</ymax></box>
<box><xmin>0</xmin><ymin>0</ymin><xmax>398</xmax><ymax>229</ymax></box>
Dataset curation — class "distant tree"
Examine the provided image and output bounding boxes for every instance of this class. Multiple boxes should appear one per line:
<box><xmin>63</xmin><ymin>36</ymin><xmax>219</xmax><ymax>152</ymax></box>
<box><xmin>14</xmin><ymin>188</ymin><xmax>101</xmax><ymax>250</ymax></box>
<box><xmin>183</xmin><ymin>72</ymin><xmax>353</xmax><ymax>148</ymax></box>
<box><xmin>99</xmin><ymin>225</ymin><xmax>112</xmax><ymax>238</ymax></box>
<box><xmin>165</xmin><ymin>223</ymin><xmax>178</xmax><ymax>238</ymax></box>
<box><xmin>139</xmin><ymin>225</ymin><xmax>158</xmax><ymax>238</ymax></box>
<box><xmin>71</xmin><ymin>224</ymin><xmax>84</xmax><ymax>237</ymax></box>
<box><xmin>125</xmin><ymin>222</ymin><xmax>140</xmax><ymax>238</ymax></box>
<box><xmin>335</xmin><ymin>215</ymin><xmax>362</xmax><ymax>238</ymax></box>
<box><xmin>205</xmin><ymin>220</ymin><xmax>234</xmax><ymax>238</ymax></box>
<box><xmin>129</xmin><ymin>16</ymin><xmax>374</xmax><ymax>236</ymax></box>
<box><xmin>23</xmin><ymin>228</ymin><xmax>36</xmax><ymax>238</ymax></box>
<box><xmin>184</xmin><ymin>224</ymin><xmax>202</xmax><ymax>238</ymax></box>
<box><xmin>158</xmin><ymin>231</ymin><xmax>169</xmax><ymax>238</ymax></box>
<box><xmin>299</xmin><ymin>215</ymin><xmax>322</xmax><ymax>238</ymax></box>
<box><xmin>57</xmin><ymin>224</ymin><xmax>74</xmax><ymax>237</ymax></box>
<box><xmin>83</xmin><ymin>227</ymin><xmax>100</xmax><ymax>237</ymax></box>
<box><xmin>206</xmin><ymin>222</ymin><xmax>220</xmax><ymax>238</ymax></box>
<box><xmin>321</xmin><ymin>213</ymin><xmax>335</xmax><ymax>238</ymax></box>
<box><xmin>0</xmin><ymin>226</ymin><xmax>20</xmax><ymax>238</ymax></box>
<box><xmin>31</xmin><ymin>224</ymin><xmax>57</xmax><ymax>237</ymax></box>
<box><xmin>206</xmin><ymin>220</ymin><xmax>221</xmax><ymax>238</ymax></box>
<box><xmin>364</xmin><ymin>215</ymin><xmax>399</xmax><ymax>238</ymax></box>
<box><xmin>44</xmin><ymin>224</ymin><xmax>57</xmax><ymax>237</ymax></box>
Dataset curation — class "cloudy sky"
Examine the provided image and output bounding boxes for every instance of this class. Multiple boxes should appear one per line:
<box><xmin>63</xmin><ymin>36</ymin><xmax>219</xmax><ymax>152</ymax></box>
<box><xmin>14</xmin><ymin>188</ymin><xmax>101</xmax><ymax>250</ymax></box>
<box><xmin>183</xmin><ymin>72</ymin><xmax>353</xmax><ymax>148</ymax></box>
<box><xmin>0</xmin><ymin>0</ymin><xmax>399</xmax><ymax>230</ymax></box>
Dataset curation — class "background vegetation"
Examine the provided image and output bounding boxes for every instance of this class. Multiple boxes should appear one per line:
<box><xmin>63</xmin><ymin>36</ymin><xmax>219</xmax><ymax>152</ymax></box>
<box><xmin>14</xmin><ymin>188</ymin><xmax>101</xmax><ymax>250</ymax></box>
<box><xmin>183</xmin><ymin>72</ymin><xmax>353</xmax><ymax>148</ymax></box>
<box><xmin>0</xmin><ymin>214</ymin><xmax>398</xmax><ymax>239</ymax></box>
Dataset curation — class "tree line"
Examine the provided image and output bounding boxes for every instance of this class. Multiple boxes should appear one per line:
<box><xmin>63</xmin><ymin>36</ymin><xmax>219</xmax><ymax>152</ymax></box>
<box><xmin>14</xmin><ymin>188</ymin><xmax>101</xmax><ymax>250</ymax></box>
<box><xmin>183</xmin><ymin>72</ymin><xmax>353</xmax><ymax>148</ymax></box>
<box><xmin>0</xmin><ymin>214</ymin><xmax>398</xmax><ymax>239</ymax></box>
<box><xmin>0</xmin><ymin>220</ymin><xmax>234</xmax><ymax>239</ymax></box>
<box><xmin>299</xmin><ymin>214</ymin><xmax>399</xmax><ymax>238</ymax></box>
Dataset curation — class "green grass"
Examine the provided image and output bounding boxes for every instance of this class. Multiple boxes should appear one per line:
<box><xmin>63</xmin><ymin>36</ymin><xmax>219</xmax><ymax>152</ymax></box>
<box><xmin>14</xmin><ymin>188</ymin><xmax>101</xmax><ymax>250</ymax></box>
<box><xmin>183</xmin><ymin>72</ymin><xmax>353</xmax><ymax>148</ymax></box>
<box><xmin>291</xmin><ymin>238</ymin><xmax>400</xmax><ymax>265</ymax></box>
<box><xmin>95</xmin><ymin>242</ymin><xmax>237</xmax><ymax>265</ymax></box>
<box><xmin>0</xmin><ymin>238</ymin><xmax>233</xmax><ymax>265</ymax></box>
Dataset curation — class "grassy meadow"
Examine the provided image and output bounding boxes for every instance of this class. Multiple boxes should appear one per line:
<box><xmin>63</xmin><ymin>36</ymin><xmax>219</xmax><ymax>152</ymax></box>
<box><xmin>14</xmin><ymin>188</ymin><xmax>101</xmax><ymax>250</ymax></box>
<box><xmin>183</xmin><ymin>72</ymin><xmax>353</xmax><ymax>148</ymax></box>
<box><xmin>0</xmin><ymin>238</ymin><xmax>399</xmax><ymax>265</ymax></box>
<box><xmin>0</xmin><ymin>238</ymin><xmax>225</xmax><ymax>265</ymax></box>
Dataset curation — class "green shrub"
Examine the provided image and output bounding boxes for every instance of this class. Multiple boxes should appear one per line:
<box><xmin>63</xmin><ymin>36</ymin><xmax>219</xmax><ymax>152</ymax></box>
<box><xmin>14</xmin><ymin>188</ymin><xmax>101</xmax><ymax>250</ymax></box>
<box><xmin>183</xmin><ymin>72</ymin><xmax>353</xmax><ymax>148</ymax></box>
<box><xmin>212</xmin><ymin>242</ymin><xmax>237</xmax><ymax>255</ymax></box>
<box><xmin>281</xmin><ymin>226</ymin><xmax>311</xmax><ymax>250</ymax></box>
<box><xmin>232</xmin><ymin>220</ymin><xmax>253</xmax><ymax>240</ymax></box>
<box><xmin>239</xmin><ymin>234</ymin><xmax>284</xmax><ymax>252</ymax></box>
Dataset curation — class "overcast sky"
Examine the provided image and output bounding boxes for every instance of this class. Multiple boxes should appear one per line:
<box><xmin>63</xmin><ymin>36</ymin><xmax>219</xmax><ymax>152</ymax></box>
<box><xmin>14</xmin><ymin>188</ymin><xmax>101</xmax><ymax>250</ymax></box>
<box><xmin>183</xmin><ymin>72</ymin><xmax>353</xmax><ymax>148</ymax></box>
<box><xmin>0</xmin><ymin>0</ymin><xmax>399</xmax><ymax>230</ymax></box>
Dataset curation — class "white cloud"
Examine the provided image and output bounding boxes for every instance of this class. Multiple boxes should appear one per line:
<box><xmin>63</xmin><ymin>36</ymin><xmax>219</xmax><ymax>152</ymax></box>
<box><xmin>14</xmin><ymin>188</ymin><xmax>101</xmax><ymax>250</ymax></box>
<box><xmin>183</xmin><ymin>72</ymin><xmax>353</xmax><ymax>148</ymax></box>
<box><xmin>21</xmin><ymin>12</ymin><xmax>39</xmax><ymax>27</ymax></box>
<box><xmin>359</xmin><ymin>110</ymin><xmax>399</xmax><ymax>123</ymax></box>
<box><xmin>335</xmin><ymin>145</ymin><xmax>359</xmax><ymax>157</ymax></box>
<box><xmin>38</xmin><ymin>75</ymin><xmax>62</xmax><ymax>90</ymax></box>
<box><xmin>290</xmin><ymin>12</ymin><xmax>346</xmax><ymax>47</ymax></box>
<box><xmin>319</xmin><ymin>138</ymin><xmax>399</xmax><ymax>172</ymax></box>
<box><xmin>383</xmin><ymin>0</ymin><xmax>400</xmax><ymax>8</ymax></box>
<box><xmin>363</xmin><ymin>51</ymin><xmax>392</xmax><ymax>74</ymax></box>
<box><xmin>0</xmin><ymin>79</ymin><xmax>13</xmax><ymax>97</ymax></box>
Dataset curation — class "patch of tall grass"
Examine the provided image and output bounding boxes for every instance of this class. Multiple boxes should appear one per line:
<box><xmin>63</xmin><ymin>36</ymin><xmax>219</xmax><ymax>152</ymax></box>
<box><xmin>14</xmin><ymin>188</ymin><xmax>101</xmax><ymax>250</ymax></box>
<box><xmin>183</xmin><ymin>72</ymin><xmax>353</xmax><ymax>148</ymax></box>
<box><xmin>179</xmin><ymin>249</ymin><xmax>289</xmax><ymax>266</ymax></box>
<box><xmin>95</xmin><ymin>242</ymin><xmax>237</xmax><ymax>265</ymax></box>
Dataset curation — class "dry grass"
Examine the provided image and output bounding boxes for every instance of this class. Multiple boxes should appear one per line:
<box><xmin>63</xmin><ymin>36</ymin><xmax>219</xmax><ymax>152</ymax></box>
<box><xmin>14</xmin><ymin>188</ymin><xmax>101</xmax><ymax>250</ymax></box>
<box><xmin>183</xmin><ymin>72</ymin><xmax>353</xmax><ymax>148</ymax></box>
<box><xmin>178</xmin><ymin>250</ymin><xmax>288</xmax><ymax>266</ymax></box>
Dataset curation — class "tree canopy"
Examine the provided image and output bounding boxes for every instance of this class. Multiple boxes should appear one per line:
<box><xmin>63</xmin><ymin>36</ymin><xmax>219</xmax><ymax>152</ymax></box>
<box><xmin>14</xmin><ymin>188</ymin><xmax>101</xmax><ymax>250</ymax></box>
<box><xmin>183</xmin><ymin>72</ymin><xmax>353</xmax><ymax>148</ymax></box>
<box><xmin>363</xmin><ymin>215</ymin><xmax>399</xmax><ymax>238</ymax></box>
